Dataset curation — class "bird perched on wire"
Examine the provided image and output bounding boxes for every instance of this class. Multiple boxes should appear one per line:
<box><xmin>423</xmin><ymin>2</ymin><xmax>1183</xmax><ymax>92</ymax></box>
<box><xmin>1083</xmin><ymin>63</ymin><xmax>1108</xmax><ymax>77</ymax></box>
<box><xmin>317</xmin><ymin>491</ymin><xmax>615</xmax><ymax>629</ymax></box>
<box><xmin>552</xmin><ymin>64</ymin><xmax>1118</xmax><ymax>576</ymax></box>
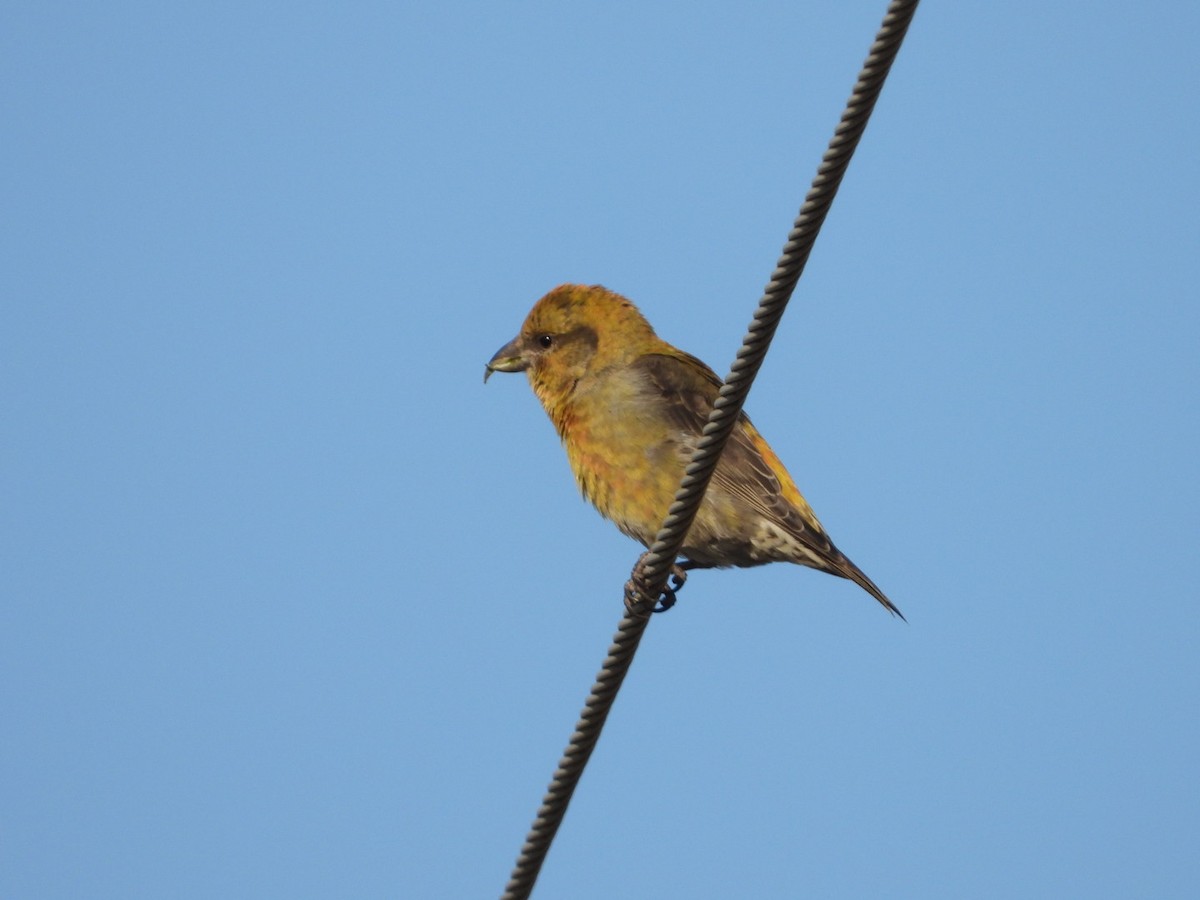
<box><xmin>485</xmin><ymin>283</ymin><xmax>901</xmax><ymax>618</ymax></box>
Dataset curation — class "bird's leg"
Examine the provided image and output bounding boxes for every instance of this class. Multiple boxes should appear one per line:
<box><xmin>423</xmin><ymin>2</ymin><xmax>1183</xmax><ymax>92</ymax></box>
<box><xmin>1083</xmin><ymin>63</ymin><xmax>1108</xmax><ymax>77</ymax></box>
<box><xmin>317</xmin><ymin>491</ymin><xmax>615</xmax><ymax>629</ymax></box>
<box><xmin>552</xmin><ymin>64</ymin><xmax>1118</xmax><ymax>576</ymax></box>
<box><xmin>668</xmin><ymin>564</ymin><xmax>687</xmax><ymax>595</ymax></box>
<box><xmin>624</xmin><ymin>554</ymin><xmax>689</xmax><ymax>615</ymax></box>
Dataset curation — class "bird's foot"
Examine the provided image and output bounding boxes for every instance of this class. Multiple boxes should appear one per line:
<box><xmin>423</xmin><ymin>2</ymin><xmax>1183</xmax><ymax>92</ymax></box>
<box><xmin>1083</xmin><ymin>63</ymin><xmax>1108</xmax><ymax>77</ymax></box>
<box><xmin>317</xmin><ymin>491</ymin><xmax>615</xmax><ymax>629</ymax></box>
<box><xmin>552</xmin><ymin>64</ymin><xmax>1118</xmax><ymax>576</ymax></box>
<box><xmin>623</xmin><ymin>555</ymin><xmax>689</xmax><ymax>616</ymax></box>
<box><xmin>667</xmin><ymin>564</ymin><xmax>687</xmax><ymax>596</ymax></box>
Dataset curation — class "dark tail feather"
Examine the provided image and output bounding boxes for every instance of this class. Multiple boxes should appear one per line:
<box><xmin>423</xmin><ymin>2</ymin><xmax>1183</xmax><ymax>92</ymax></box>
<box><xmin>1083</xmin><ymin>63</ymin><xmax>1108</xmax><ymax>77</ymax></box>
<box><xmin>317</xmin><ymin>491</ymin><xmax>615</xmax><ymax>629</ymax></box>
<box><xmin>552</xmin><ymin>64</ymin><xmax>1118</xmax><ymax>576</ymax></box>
<box><xmin>832</xmin><ymin>552</ymin><xmax>905</xmax><ymax>620</ymax></box>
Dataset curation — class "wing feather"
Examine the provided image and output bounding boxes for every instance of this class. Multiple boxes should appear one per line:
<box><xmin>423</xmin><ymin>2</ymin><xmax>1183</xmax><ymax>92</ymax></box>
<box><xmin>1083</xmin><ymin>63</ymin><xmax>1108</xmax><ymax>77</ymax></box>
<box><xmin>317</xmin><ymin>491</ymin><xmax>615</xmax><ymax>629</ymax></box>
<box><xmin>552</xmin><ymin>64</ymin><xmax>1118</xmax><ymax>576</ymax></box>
<box><xmin>630</xmin><ymin>352</ymin><xmax>836</xmax><ymax>557</ymax></box>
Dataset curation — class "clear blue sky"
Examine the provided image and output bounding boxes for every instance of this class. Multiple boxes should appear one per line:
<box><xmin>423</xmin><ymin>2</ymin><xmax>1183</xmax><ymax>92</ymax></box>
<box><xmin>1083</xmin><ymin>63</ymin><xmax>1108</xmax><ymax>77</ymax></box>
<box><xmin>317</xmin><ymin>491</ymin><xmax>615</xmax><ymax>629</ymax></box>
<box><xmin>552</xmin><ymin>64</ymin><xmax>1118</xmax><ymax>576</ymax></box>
<box><xmin>3</xmin><ymin>2</ymin><xmax>1198</xmax><ymax>897</ymax></box>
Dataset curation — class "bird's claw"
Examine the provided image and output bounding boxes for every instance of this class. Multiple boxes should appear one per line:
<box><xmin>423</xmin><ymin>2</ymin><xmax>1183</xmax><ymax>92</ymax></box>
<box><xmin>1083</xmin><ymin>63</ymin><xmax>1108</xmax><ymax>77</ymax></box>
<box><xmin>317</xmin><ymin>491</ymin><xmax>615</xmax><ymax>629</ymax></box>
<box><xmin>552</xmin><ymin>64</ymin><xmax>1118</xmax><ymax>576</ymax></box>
<box><xmin>669</xmin><ymin>565</ymin><xmax>687</xmax><ymax>593</ymax></box>
<box><xmin>623</xmin><ymin>556</ymin><xmax>688</xmax><ymax>616</ymax></box>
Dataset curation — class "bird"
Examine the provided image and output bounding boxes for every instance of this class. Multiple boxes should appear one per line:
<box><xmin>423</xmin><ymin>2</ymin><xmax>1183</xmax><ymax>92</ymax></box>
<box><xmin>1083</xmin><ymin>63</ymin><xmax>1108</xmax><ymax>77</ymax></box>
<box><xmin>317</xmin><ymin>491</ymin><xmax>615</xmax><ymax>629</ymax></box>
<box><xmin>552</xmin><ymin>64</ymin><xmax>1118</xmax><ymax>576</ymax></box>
<box><xmin>485</xmin><ymin>283</ymin><xmax>901</xmax><ymax>618</ymax></box>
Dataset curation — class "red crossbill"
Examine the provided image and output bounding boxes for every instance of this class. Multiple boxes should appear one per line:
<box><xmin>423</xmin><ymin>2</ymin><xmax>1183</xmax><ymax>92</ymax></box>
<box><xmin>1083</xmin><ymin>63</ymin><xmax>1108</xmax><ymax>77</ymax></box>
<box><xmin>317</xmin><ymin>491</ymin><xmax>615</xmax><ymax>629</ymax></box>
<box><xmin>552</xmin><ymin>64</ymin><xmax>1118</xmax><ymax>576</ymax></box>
<box><xmin>485</xmin><ymin>284</ymin><xmax>901</xmax><ymax>618</ymax></box>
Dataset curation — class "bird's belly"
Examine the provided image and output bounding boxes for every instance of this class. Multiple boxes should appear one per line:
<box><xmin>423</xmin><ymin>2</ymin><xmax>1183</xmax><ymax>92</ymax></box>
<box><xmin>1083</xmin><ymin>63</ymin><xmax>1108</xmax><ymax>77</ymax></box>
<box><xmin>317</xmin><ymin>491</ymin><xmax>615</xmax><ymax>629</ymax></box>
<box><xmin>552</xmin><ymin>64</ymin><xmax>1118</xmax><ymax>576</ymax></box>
<box><xmin>564</xmin><ymin>423</ymin><xmax>685</xmax><ymax>546</ymax></box>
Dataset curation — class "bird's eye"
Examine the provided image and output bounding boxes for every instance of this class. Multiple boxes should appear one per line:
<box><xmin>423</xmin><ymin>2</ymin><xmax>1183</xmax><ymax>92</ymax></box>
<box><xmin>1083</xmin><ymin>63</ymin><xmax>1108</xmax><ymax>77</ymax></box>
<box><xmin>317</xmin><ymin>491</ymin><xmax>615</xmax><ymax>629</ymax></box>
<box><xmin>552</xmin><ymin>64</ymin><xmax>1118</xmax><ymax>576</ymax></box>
<box><xmin>537</xmin><ymin>334</ymin><xmax>553</xmax><ymax>349</ymax></box>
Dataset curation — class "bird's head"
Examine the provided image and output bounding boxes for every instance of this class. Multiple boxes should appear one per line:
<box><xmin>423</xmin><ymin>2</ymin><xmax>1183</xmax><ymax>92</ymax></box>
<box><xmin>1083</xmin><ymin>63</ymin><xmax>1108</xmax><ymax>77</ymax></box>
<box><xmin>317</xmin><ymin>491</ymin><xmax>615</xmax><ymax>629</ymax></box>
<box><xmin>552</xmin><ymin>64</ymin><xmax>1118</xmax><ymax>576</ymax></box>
<box><xmin>485</xmin><ymin>284</ymin><xmax>657</xmax><ymax>407</ymax></box>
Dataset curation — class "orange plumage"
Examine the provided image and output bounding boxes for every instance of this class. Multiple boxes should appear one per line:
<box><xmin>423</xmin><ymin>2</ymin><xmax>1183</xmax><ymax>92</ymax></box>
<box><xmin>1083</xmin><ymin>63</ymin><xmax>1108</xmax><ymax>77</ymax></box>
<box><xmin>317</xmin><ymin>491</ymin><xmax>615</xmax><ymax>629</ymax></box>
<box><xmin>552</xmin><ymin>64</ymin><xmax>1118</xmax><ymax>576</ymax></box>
<box><xmin>486</xmin><ymin>283</ymin><xmax>901</xmax><ymax>618</ymax></box>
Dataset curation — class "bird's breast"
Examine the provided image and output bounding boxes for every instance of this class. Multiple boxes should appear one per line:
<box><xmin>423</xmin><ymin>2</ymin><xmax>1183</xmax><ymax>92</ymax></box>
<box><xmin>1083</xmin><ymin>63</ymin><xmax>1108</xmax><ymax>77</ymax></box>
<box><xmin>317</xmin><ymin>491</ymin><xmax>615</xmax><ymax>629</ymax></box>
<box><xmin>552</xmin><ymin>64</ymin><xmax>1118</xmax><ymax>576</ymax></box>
<box><xmin>557</xmin><ymin>387</ymin><xmax>688</xmax><ymax>544</ymax></box>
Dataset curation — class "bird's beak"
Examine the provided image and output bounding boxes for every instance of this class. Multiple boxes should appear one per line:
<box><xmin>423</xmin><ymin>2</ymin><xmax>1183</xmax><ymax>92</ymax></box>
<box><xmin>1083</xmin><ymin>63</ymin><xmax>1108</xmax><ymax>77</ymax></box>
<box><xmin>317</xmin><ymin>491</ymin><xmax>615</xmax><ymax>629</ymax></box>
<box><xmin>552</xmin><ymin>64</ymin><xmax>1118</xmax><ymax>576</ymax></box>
<box><xmin>484</xmin><ymin>336</ymin><xmax>529</xmax><ymax>383</ymax></box>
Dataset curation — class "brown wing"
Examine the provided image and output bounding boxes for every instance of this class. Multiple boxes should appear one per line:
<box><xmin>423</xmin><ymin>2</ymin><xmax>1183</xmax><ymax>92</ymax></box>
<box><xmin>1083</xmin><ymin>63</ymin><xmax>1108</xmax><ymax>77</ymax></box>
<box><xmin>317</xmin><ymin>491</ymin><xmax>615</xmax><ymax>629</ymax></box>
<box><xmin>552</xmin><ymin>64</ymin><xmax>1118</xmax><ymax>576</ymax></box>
<box><xmin>630</xmin><ymin>352</ymin><xmax>838</xmax><ymax>555</ymax></box>
<box><xmin>631</xmin><ymin>351</ymin><xmax>902</xmax><ymax>616</ymax></box>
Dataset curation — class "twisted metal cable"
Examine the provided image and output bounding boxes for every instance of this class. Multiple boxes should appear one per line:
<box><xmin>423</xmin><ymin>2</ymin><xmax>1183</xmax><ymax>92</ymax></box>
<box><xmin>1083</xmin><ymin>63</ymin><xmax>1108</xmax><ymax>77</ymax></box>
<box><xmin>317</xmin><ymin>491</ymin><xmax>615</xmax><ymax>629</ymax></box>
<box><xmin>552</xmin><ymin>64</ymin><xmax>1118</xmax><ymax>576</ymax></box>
<box><xmin>502</xmin><ymin>2</ymin><xmax>919</xmax><ymax>897</ymax></box>
<box><xmin>634</xmin><ymin>0</ymin><xmax>920</xmax><ymax>604</ymax></box>
<box><xmin>501</xmin><ymin>611</ymin><xmax>650</xmax><ymax>899</ymax></box>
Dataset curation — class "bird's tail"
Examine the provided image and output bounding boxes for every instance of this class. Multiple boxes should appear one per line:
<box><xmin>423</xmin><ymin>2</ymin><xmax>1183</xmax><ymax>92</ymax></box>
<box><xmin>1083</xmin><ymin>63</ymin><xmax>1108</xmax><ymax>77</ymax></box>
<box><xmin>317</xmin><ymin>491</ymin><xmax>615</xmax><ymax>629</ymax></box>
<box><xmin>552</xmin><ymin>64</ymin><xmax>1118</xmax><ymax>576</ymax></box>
<box><xmin>831</xmin><ymin>551</ymin><xmax>905</xmax><ymax>620</ymax></box>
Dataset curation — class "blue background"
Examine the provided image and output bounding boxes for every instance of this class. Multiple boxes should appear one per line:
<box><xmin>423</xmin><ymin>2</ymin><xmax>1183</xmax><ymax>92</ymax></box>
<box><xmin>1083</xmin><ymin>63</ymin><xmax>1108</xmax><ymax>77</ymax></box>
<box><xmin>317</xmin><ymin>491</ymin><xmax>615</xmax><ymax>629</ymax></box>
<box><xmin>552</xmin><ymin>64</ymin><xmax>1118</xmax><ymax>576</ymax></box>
<box><xmin>4</xmin><ymin>2</ymin><xmax>1197</xmax><ymax>897</ymax></box>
